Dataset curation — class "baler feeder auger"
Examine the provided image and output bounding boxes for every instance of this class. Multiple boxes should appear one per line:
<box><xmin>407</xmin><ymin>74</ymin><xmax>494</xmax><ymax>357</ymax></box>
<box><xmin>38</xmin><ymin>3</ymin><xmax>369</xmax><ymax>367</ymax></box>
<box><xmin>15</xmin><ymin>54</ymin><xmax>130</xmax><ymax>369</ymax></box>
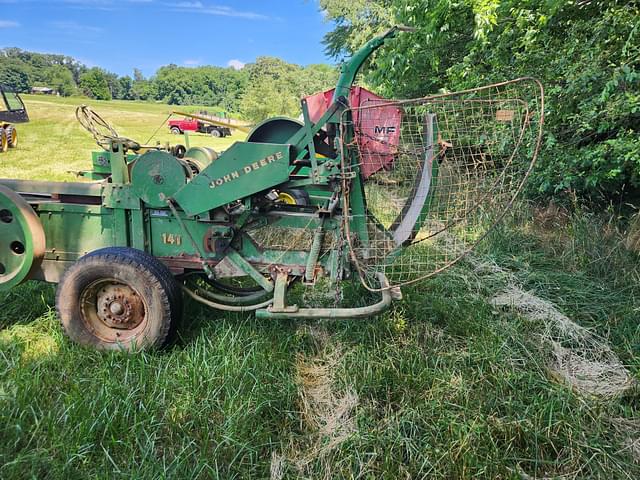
<box><xmin>0</xmin><ymin>27</ymin><xmax>544</xmax><ymax>351</ymax></box>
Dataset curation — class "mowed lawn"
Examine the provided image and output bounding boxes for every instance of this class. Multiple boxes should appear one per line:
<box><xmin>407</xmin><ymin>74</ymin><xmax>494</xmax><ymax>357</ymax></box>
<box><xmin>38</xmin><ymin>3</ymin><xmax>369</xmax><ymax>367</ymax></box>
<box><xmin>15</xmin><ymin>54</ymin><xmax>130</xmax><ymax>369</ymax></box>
<box><xmin>1</xmin><ymin>96</ymin><xmax>639</xmax><ymax>479</ymax></box>
<box><xmin>0</xmin><ymin>94</ymin><xmax>242</xmax><ymax>181</ymax></box>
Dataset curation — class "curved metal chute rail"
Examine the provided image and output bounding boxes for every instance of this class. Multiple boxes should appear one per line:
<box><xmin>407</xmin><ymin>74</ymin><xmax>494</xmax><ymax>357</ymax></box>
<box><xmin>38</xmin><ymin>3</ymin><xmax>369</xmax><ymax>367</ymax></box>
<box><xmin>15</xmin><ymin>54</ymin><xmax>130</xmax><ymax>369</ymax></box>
<box><xmin>341</xmin><ymin>77</ymin><xmax>545</xmax><ymax>291</ymax></box>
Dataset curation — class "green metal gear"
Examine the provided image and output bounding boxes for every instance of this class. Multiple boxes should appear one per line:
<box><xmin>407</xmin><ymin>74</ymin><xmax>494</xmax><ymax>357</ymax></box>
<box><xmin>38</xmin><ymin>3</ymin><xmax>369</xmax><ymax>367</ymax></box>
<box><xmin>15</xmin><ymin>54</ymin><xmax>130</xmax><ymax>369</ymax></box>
<box><xmin>0</xmin><ymin>185</ymin><xmax>46</xmax><ymax>291</ymax></box>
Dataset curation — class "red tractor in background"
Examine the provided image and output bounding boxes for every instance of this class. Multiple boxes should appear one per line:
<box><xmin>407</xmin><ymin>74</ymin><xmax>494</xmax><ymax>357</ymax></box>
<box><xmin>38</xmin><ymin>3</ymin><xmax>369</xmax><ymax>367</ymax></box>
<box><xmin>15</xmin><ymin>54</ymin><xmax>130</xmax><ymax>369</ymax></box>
<box><xmin>0</xmin><ymin>85</ymin><xmax>29</xmax><ymax>152</ymax></box>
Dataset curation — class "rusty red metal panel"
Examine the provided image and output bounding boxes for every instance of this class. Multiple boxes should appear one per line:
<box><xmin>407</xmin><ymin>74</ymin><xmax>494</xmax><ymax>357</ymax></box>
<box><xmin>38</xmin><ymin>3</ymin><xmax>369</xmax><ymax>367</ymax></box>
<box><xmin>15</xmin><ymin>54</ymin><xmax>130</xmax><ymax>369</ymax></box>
<box><xmin>304</xmin><ymin>86</ymin><xmax>402</xmax><ymax>178</ymax></box>
<box><xmin>351</xmin><ymin>88</ymin><xmax>402</xmax><ymax>178</ymax></box>
<box><xmin>305</xmin><ymin>88</ymin><xmax>333</xmax><ymax>124</ymax></box>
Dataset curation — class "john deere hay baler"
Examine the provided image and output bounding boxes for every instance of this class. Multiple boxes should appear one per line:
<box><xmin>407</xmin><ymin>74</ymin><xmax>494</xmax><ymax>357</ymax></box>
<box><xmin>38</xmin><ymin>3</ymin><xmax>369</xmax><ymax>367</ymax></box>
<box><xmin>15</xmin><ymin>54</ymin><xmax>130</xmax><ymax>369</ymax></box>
<box><xmin>0</xmin><ymin>28</ymin><xmax>544</xmax><ymax>351</ymax></box>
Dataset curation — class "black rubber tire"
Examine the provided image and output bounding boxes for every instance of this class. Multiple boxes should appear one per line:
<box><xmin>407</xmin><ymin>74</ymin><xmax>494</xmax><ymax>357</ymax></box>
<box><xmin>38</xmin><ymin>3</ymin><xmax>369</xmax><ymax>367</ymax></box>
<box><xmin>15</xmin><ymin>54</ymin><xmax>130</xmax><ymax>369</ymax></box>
<box><xmin>170</xmin><ymin>126</ymin><xmax>181</xmax><ymax>135</ymax></box>
<box><xmin>280</xmin><ymin>188</ymin><xmax>310</xmax><ymax>206</ymax></box>
<box><xmin>0</xmin><ymin>128</ymin><xmax>7</xmax><ymax>153</ymax></box>
<box><xmin>5</xmin><ymin>125</ymin><xmax>16</xmax><ymax>148</ymax></box>
<box><xmin>210</xmin><ymin>128</ymin><xmax>222</xmax><ymax>138</ymax></box>
<box><xmin>83</xmin><ymin>247</ymin><xmax>183</xmax><ymax>324</ymax></box>
<box><xmin>57</xmin><ymin>247</ymin><xmax>182</xmax><ymax>351</ymax></box>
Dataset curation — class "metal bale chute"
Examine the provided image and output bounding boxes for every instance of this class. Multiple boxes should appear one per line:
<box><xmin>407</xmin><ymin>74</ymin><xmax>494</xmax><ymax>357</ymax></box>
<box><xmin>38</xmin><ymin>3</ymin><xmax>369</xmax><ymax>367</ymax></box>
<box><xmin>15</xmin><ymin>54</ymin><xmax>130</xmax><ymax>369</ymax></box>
<box><xmin>341</xmin><ymin>78</ymin><xmax>544</xmax><ymax>290</ymax></box>
<box><xmin>0</xmin><ymin>27</ymin><xmax>544</xmax><ymax>351</ymax></box>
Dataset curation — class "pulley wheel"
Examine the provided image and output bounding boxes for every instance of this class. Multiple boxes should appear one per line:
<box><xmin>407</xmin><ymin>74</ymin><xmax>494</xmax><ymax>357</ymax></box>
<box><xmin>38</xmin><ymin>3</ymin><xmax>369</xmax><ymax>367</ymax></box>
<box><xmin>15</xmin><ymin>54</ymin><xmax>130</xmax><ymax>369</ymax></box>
<box><xmin>0</xmin><ymin>185</ymin><xmax>46</xmax><ymax>291</ymax></box>
<box><xmin>277</xmin><ymin>189</ymin><xmax>310</xmax><ymax>206</ymax></box>
<box><xmin>131</xmin><ymin>150</ymin><xmax>189</xmax><ymax>207</ymax></box>
<box><xmin>184</xmin><ymin>147</ymin><xmax>218</xmax><ymax>168</ymax></box>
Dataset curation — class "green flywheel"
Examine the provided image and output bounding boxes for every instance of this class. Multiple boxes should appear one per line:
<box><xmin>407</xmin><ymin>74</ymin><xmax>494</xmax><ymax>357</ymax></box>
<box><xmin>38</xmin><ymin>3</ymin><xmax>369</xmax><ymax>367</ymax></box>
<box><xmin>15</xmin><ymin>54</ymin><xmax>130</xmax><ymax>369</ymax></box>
<box><xmin>131</xmin><ymin>150</ymin><xmax>190</xmax><ymax>207</ymax></box>
<box><xmin>0</xmin><ymin>185</ymin><xmax>46</xmax><ymax>291</ymax></box>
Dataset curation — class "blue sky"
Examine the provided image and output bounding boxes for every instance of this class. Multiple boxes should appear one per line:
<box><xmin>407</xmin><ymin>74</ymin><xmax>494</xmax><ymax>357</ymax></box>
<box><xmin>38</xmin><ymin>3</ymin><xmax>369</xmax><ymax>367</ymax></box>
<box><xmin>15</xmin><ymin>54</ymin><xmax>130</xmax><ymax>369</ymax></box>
<box><xmin>0</xmin><ymin>0</ymin><xmax>334</xmax><ymax>77</ymax></box>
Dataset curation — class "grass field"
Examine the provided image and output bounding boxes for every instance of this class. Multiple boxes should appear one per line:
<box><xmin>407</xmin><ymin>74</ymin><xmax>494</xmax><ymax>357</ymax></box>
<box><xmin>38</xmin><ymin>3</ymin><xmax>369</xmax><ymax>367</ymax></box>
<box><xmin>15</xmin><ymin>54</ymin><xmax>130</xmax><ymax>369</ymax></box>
<box><xmin>1</xmin><ymin>96</ymin><xmax>639</xmax><ymax>479</ymax></box>
<box><xmin>0</xmin><ymin>94</ymin><xmax>243</xmax><ymax>181</ymax></box>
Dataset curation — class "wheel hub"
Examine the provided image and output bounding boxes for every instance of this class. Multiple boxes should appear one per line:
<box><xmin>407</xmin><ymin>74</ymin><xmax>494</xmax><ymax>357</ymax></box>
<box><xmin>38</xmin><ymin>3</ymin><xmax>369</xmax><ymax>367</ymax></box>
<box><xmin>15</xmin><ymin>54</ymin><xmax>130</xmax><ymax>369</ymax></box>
<box><xmin>95</xmin><ymin>284</ymin><xmax>145</xmax><ymax>329</ymax></box>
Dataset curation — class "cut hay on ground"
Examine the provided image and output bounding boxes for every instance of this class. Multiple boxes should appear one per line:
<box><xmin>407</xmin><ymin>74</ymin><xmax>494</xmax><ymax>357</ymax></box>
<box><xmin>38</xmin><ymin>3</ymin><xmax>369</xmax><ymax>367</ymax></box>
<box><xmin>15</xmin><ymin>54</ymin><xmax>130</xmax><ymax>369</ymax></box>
<box><xmin>492</xmin><ymin>286</ymin><xmax>634</xmax><ymax>398</ymax></box>
<box><xmin>270</xmin><ymin>326</ymin><xmax>359</xmax><ymax>480</ymax></box>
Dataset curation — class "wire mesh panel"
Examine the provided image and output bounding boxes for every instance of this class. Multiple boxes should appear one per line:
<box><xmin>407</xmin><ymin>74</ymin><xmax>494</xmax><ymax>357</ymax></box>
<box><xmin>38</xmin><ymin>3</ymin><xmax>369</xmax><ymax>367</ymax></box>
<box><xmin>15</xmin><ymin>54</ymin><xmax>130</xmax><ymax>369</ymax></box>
<box><xmin>340</xmin><ymin>78</ymin><xmax>544</xmax><ymax>290</ymax></box>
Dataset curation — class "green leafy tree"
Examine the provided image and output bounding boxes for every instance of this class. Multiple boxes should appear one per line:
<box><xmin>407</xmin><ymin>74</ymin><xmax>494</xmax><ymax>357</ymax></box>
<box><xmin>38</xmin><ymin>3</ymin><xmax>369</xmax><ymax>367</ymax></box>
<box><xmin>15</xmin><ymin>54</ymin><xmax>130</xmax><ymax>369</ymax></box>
<box><xmin>118</xmin><ymin>75</ymin><xmax>133</xmax><ymax>100</ymax></box>
<box><xmin>240</xmin><ymin>57</ymin><xmax>338</xmax><ymax>122</ymax></box>
<box><xmin>130</xmin><ymin>79</ymin><xmax>156</xmax><ymax>101</ymax></box>
<box><xmin>297</xmin><ymin>63</ymin><xmax>339</xmax><ymax>98</ymax></box>
<box><xmin>320</xmin><ymin>0</ymin><xmax>640</xmax><ymax>200</ymax></box>
<box><xmin>104</xmin><ymin>71</ymin><xmax>123</xmax><ymax>99</ymax></box>
<box><xmin>44</xmin><ymin>65</ymin><xmax>75</xmax><ymax>96</ymax></box>
<box><xmin>152</xmin><ymin>64</ymin><xmax>248</xmax><ymax>108</ymax></box>
<box><xmin>240</xmin><ymin>57</ymin><xmax>300</xmax><ymax>121</ymax></box>
<box><xmin>133</xmin><ymin>68</ymin><xmax>144</xmax><ymax>82</ymax></box>
<box><xmin>79</xmin><ymin>68</ymin><xmax>111</xmax><ymax>100</ymax></box>
<box><xmin>0</xmin><ymin>58</ymin><xmax>32</xmax><ymax>92</ymax></box>
<box><xmin>1</xmin><ymin>48</ymin><xmax>85</xmax><ymax>87</ymax></box>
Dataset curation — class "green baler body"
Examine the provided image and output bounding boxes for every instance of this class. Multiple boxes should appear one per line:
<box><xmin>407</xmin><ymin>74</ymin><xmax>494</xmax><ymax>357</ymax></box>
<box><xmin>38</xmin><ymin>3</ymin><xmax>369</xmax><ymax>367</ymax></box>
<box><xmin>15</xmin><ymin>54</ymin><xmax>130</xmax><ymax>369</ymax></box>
<box><xmin>174</xmin><ymin>142</ymin><xmax>292</xmax><ymax>215</ymax></box>
<box><xmin>0</xmin><ymin>134</ymin><xmax>345</xmax><ymax>286</ymax></box>
<box><xmin>0</xmin><ymin>27</ymin><xmax>430</xmax><ymax>321</ymax></box>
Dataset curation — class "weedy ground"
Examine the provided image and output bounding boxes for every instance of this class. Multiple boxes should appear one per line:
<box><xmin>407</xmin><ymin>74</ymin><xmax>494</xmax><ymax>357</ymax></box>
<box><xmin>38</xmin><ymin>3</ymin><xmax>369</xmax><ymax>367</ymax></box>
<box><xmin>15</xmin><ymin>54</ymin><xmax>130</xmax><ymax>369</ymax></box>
<box><xmin>1</xmin><ymin>96</ymin><xmax>639</xmax><ymax>479</ymax></box>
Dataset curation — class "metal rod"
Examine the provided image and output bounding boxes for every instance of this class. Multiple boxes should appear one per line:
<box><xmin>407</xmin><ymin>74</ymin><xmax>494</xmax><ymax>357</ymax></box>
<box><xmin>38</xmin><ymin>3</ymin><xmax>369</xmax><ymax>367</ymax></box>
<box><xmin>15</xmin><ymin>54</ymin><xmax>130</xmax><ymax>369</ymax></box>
<box><xmin>225</xmin><ymin>248</ymin><xmax>274</xmax><ymax>292</ymax></box>
<box><xmin>255</xmin><ymin>273</ymin><xmax>395</xmax><ymax>320</ymax></box>
<box><xmin>172</xmin><ymin>111</ymin><xmax>253</xmax><ymax>133</ymax></box>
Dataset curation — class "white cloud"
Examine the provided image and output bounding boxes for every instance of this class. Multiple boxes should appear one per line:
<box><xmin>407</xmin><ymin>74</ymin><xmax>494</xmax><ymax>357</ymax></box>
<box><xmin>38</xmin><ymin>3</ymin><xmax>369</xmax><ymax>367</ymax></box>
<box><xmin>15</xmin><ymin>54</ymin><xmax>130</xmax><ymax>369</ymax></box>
<box><xmin>49</xmin><ymin>20</ymin><xmax>103</xmax><ymax>34</ymax></box>
<box><xmin>227</xmin><ymin>59</ymin><xmax>245</xmax><ymax>70</ymax></box>
<box><xmin>170</xmin><ymin>2</ymin><xmax>269</xmax><ymax>20</ymax></box>
<box><xmin>0</xmin><ymin>20</ymin><xmax>19</xmax><ymax>28</ymax></box>
<box><xmin>183</xmin><ymin>58</ymin><xmax>201</xmax><ymax>66</ymax></box>
<box><xmin>61</xmin><ymin>0</ymin><xmax>153</xmax><ymax>10</ymax></box>
<box><xmin>174</xmin><ymin>1</ymin><xmax>202</xmax><ymax>6</ymax></box>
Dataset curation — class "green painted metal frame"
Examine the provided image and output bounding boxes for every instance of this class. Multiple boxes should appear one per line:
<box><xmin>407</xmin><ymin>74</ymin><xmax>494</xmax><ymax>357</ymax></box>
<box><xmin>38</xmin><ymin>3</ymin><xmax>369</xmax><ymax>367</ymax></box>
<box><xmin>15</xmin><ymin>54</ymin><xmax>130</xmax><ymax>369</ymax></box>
<box><xmin>0</xmin><ymin>26</ymin><xmax>416</xmax><ymax>319</ymax></box>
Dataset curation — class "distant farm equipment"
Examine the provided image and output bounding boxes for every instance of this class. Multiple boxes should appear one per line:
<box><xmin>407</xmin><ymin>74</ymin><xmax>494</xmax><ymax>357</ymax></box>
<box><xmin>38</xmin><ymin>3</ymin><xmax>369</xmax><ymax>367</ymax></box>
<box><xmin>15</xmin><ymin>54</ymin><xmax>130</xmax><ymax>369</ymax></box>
<box><xmin>168</xmin><ymin>111</ymin><xmax>252</xmax><ymax>137</ymax></box>
<box><xmin>0</xmin><ymin>85</ymin><xmax>29</xmax><ymax>153</ymax></box>
<box><xmin>0</xmin><ymin>27</ymin><xmax>543</xmax><ymax>352</ymax></box>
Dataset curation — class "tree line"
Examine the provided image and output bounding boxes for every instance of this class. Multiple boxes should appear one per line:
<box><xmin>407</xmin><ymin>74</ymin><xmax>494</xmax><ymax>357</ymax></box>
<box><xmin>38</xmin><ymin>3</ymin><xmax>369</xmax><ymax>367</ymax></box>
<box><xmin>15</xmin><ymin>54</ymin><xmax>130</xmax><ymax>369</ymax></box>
<box><xmin>320</xmin><ymin>0</ymin><xmax>639</xmax><ymax>200</ymax></box>
<box><xmin>0</xmin><ymin>48</ymin><xmax>338</xmax><ymax>122</ymax></box>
